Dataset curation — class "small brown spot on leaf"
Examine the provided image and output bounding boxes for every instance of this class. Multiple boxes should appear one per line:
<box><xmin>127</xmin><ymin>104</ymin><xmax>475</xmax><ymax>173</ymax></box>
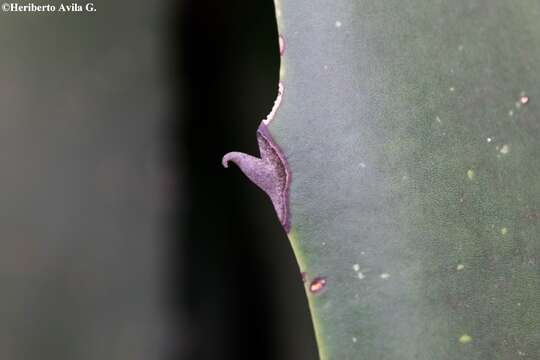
<box><xmin>278</xmin><ymin>34</ymin><xmax>285</xmax><ymax>56</ymax></box>
<box><xmin>309</xmin><ymin>277</ymin><xmax>327</xmax><ymax>294</ymax></box>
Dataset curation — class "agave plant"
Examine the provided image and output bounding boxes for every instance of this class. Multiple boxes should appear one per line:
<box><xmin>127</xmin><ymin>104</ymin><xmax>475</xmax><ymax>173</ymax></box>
<box><xmin>224</xmin><ymin>0</ymin><xmax>540</xmax><ymax>358</ymax></box>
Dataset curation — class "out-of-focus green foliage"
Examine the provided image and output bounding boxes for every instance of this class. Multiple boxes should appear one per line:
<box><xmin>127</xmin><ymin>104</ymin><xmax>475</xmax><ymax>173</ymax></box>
<box><xmin>0</xmin><ymin>2</ymin><xmax>171</xmax><ymax>359</ymax></box>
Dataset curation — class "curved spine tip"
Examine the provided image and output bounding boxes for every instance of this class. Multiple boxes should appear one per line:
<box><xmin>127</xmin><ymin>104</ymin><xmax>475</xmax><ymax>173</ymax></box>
<box><xmin>222</xmin><ymin>152</ymin><xmax>233</xmax><ymax>168</ymax></box>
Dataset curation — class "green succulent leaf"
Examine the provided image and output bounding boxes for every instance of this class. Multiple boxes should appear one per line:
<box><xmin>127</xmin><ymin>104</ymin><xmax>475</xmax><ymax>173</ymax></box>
<box><xmin>226</xmin><ymin>0</ymin><xmax>540</xmax><ymax>358</ymax></box>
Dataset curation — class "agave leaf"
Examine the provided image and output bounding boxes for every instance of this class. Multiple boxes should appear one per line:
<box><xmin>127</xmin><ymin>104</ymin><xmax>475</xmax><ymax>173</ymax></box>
<box><xmin>225</xmin><ymin>0</ymin><xmax>540</xmax><ymax>358</ymax></box>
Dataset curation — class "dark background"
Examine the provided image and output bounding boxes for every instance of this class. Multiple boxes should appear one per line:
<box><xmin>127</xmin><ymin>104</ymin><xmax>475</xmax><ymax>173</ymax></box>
<box><xmin>176</xmin><ymin>0</ymin><xmax>317</xmax><ymax>359</ymax></box>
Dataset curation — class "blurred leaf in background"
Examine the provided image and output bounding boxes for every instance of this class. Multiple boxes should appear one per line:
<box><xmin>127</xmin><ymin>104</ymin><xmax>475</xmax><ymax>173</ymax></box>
<box><xmin>0</xmin><ymin>1</ymin><xmax>175</xmax><ymax>359</ymax></box>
